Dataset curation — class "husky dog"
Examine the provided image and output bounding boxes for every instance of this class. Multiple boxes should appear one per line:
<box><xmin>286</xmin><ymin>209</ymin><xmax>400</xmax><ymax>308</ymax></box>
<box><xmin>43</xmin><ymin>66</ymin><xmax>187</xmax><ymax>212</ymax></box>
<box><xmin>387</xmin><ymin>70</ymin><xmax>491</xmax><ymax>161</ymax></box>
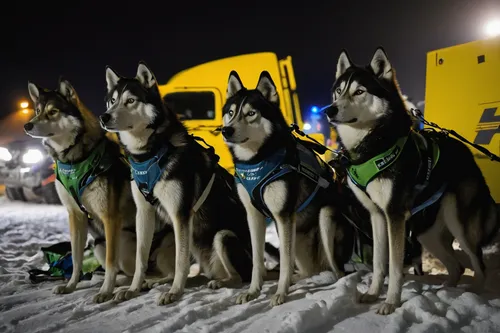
<box><xmin>221</xmin><ymin>70</ymin><xmax>354</xmax><ymax>306</ymax></box>
<box><xmin>24</xmin><ymin>79</ymin><xmax>176</xmax><ymax>303</ymax></box>
<box><xmin>100</xmin><ymin>62</ymin><xmax>254</xmax><ymax>305</ymax></box>
<box><xmin>324</xmin><ymin>47</ymin><xmax>500</xmax><ymax>314</ymax></box>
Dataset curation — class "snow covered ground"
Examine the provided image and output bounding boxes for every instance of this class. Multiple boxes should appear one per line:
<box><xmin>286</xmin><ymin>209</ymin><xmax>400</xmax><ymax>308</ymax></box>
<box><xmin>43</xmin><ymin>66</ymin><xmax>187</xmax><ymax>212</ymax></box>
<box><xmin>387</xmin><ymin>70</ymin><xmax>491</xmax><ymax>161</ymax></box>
<box><xmin>1</xmin><ymin>197</ymin><xmax>500</xmax><ymax>333</ymax></box>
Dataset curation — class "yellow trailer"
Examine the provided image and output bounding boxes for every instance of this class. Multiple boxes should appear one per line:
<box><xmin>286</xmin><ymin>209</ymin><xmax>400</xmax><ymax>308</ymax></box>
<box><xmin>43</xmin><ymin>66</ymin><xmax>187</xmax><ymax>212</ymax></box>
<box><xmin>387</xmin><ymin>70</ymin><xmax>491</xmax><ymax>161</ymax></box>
<box><xmin>424</xmin><ymin>36</ymin><xmax>500</xmax><ymax>203</ymax></box>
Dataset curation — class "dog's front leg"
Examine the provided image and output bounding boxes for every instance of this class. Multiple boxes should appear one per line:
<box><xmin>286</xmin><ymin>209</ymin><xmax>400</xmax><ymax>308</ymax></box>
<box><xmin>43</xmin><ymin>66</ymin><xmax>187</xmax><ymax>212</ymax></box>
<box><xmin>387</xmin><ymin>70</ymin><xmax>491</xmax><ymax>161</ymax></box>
<box><xmin>271</xmin><ymin>214</ymin><xmax>296</xmax><ymax>306</ymax></box>
<box><xmin>93</xmin><ymin>196</ymin><xmax>123</xmax><ymax>303</ymax></box>
<box><xmin>359</xmin><ymin>211</ymin><xmax>387</xmax><ymax>303</ymax></box>
<box><xmin>376</xmin><ymin>213</ymin><xmax>406</xmax><ymax>315</ymax></box>
<box><xmin>236</xmin><ymin>186</ymin><xmax>267</xmax><ymax>304</ymax></box>
<box><xmin>53</xmin><ymin>209</ymin><xmax>87</xmax><ymax>294</ymax></box>
<box><xmin>114</xmin><ymin>182</ymin><xmax>156</xmax><ymax>302</ymax></box>
<box><xmin>157</xmin><ymin>212</ymin><xmax>192</xmax><ymax>305</ymax></box>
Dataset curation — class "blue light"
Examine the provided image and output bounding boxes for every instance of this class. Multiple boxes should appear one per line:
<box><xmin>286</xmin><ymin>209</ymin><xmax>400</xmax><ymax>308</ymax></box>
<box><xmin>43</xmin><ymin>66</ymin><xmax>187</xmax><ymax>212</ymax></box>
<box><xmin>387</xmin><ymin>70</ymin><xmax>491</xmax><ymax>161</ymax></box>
<box><xmin>311</xmin><ymin>106</ymin><xmax>319</xmax><ymax>113</ymax></box>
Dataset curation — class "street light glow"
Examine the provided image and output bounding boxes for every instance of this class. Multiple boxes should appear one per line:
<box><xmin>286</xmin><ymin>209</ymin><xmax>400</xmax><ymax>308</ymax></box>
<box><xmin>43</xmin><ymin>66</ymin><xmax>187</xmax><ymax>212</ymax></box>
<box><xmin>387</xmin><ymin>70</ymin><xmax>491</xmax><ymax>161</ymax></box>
<box><xmin>20</xmin><ymin>101</ymin><xmax>29</xmax><ymax>109</ymax></box>
<box><xmin>484</xmin><ymin>19</ymin><xmax>500</xmax><ymax>37</ymax></box>
<box><xmin>22</xmin><ymin>109</ymin><xmax>29</xmax><ymax>114</ymax></box>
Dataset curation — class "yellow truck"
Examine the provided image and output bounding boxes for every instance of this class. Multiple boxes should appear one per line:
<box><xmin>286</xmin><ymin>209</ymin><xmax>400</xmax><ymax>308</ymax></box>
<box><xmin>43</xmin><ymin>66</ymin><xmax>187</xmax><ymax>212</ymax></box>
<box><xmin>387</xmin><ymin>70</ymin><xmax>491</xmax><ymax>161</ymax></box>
<box><xmin>158</xmin><ymin>52</ymin><xmax>324</xmax><ymax>175</ymax></box>
<box><xmin>424</xmin><ymin>36</ymin><xmax>500</xmax><ymax>203</ymax></box>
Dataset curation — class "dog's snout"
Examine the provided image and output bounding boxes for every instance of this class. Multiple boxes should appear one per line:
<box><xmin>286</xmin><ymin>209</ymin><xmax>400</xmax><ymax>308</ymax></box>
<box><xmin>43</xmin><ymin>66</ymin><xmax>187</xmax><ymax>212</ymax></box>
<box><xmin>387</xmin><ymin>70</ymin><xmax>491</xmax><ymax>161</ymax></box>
<box><xmin>24</xmin><ymin>122</ymin><xmax>34</xmax><ymax>131</ymax></box>
<box><xmin>323</xmin><ymin>104</ymin><xmax>339</xmax><ymax>118</ymax></box>
<box><xmin>221</xmin><ymin>126</ymin><xmax>235</xmax><ymax>138</ymax></box>
<box><xmin>99</xmin><ymin>113</ymin><xmax>111</xmax><ymax>124</ymax></box>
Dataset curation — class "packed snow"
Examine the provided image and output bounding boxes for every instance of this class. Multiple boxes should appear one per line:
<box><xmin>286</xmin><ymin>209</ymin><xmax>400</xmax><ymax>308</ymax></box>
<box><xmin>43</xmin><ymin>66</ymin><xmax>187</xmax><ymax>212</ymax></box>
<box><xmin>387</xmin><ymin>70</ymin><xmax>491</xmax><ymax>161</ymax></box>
<box><xmin>1</xmin><ymin>197</ymin><xmax>500</xmax><ymax>333</ymax></box>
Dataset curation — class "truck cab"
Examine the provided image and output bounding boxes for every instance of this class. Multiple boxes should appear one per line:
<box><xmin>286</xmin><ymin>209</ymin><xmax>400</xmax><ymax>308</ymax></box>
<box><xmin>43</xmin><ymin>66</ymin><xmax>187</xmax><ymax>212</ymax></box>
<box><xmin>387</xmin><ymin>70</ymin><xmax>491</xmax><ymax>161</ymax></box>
<box><xmin>158</xmin><ymin>52</ymin><xmax>324</xmax><ymax>174</ymax></box>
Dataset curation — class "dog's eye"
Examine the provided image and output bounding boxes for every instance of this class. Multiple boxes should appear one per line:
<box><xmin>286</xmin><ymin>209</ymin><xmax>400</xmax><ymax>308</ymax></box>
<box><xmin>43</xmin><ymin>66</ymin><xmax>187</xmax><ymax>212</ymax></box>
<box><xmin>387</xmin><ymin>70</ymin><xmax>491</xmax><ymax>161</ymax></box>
<box><xmin>354</xmin><ymin>89</ymin><xmax>365</xmax><ymax>96</ymax></box>
<box><xmin>35</xmin><ymin>108</ymin><xmax>40</xmax><ymax>114</ymax></box>
<box><xmin>246</xmin><ymin>111</ymin><xmax>256</xmax><ymax>117</ymax></box>
<box><xmin>110</xmin><ymin>98</ymin><xmax>116</xmax><ymax>104</ymax></box>
<box><xmin>126</xmin><ymin>98</ymin><xmax>135</xmax><ymax>104</ymax></box>
<box><xmin>335</xmin><ymin>87</ymin><xmax>342</xmax><ymax>94</ymax></box>
<box><xmin>228</xmin><ymin>110</ymin><xmax>234</xmax><ymax>117</ymax></box>
<box><xmin>48</xmin><ymin>109</ymin><xmax>58</xmax><ymax>116</ymax></box>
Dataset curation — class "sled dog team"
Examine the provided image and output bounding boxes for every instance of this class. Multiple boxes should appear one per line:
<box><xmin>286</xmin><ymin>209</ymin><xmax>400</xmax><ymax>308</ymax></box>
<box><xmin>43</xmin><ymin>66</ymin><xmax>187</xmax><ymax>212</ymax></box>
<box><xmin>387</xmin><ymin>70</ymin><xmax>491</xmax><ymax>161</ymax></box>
<box><xmin>24</xmin><ymin>47</ymin><xmax>499</xmax><ymax>315</ymax></box>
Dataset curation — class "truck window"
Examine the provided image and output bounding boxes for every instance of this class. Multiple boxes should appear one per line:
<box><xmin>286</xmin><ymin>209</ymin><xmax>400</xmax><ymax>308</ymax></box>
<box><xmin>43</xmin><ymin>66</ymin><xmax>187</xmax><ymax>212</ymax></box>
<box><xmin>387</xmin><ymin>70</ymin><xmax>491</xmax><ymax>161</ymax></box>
<box><xmin>163</xmin><ymin>92</ymin><xmax>215</xmax><ymax>120</ymax></box>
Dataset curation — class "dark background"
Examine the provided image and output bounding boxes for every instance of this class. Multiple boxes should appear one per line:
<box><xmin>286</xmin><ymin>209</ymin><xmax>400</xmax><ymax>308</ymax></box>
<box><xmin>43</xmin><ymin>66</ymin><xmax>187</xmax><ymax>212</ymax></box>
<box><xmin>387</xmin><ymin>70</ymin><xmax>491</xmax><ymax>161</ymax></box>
<box><xmin>1</xmin><ymin>0</ymin><xmax>498</xmax><ymax>119</ymax></box>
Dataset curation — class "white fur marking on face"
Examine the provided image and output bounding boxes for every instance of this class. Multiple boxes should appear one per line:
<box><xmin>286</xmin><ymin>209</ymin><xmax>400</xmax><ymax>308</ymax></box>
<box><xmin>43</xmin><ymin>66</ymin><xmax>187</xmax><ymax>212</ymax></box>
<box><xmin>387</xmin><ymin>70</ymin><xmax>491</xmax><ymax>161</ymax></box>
<box><xmin>336</xmin><ymin>124</ymin><xmax>370</xmax><ymax>151</ymax></box>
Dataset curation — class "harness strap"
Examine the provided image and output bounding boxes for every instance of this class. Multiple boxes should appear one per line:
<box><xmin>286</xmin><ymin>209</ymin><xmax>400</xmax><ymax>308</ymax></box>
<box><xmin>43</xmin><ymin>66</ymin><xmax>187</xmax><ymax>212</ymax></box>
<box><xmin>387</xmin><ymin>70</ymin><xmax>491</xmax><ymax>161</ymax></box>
<box><xmin>193</xmin><ymin>172</ymin><xmax>216</xmax><ymax>212</ymax></box>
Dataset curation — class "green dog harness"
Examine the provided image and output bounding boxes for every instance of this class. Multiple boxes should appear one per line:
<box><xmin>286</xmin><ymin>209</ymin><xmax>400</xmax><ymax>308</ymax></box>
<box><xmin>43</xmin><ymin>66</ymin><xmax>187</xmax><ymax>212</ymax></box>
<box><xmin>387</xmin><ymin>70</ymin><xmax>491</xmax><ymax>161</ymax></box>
<box><xmin>55</xmin><ymin>140</ymin><xmax>114</xmax><ymax>213</ymax></box>
<box><xmin>345</xmin><ymin>131</ymin><xmax>444</xmax><ymax>216</ymax></box>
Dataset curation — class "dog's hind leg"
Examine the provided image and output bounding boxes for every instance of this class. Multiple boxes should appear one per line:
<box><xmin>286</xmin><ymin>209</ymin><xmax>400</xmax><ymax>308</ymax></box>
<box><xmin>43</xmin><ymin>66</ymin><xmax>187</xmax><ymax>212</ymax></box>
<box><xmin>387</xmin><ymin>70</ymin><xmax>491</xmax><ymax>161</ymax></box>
<box><xmin>142</xmin><ymin>232</ymin><xmax>176</xmax><ymax>290</ymax></box>
<box><xmin>293</xmin><ymin>231</ymin><xmax>318</xmax><ymax>283</ymax></box>
<box><xmin>319</xmin><ymin>206</ymin><xmax>344</xmax><ymax>280</ymax></box>
<box><xmin>442</xmin><ymin>193</ymin><xmax>486</xmax><ymax>293</ymax></box>
<box><xmin>207</xmin><ymin>230</ymin><xmax>247</xmax><ymax>289</ymax></box>
<box><xmin>53</xmin><ymin>208</ymin><xmax>88</xmax><ymax>294</ymax></box>
<box><xmin>417</xmin><ymin>210</ymin><xmax>464</xmax><ymax>287</ymax></box>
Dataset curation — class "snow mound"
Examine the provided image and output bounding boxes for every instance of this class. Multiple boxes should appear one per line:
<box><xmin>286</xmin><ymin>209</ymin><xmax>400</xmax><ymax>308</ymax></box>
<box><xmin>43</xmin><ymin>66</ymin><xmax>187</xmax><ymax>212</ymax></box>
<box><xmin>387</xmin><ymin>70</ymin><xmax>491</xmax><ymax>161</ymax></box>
<box><xmin>1</xmin><ymin>199</ymin><xmax>500</xmax><ymax>333</ymax></box>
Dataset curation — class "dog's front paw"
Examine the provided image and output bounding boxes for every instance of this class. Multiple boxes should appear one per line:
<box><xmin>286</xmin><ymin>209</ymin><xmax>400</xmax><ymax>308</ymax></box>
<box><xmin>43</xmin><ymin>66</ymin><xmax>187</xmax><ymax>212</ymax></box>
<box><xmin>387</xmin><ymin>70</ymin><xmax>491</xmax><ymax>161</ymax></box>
<box><xmin>52</xmin><ymin>284</ymin><xmax>75</xmax><ymax>294</ymax></box>
<box><xmin>157</xmin><ymin>291</ymin><xmax>182</xmax><ymax>305</ymax></box>
<box><xmin>359</xmin><ymin>292</ymin><xmax>379</xmax><ymax>303</ymax></box>
<box><xmin>93</xmin><ymin>292</ymin><xmax>114</xmax><ymax>303</ymax></box>
<box><xmin>113</xmin><ymin>289</ymin><xmax>139</xmax><ymax>302</ymax></box>
<box><xmin>376</xmin><ymin>302</ymin><xmax>397</xmax><ymax>315</ymax></box>
<box><xmin>236</xmin><ymin>290</ymin><xmax>260</xmax><ymax>304</ymax></box>
<box><xmin>270</xmin><ymin>293</ymin><xmax>286</xmax><ymax>307</ymax></box>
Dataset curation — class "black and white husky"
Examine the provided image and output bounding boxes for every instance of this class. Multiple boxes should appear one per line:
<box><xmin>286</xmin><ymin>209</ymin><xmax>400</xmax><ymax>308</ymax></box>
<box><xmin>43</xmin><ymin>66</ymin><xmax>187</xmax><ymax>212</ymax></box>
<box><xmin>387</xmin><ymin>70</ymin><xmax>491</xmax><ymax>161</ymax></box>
<box><xmin>24</xmin><ymin>79</ymin><xmax>176</xmax><ymax>303</ymax></box>
<box><xmin>221</xmin><ymin>70</ymin><xmax>354</xmax><ymax>306</ymax></box>
<box><xmin>324</xmin><ymin>47</ymin><xmax>500</xmax><ymax>314</ymax></box>
<box><xmin>100</xmin><ymin>62</ymin><xmax>254</xmax><ymax>305</ymax></box>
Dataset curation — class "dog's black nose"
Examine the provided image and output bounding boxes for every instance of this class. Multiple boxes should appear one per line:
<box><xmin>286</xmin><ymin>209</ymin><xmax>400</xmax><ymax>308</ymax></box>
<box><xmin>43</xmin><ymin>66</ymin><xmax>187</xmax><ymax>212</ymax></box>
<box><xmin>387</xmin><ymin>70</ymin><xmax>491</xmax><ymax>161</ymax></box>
<box><xmin>24</xmin><ymin>122</ymin><xmax>34</xmax><ymax>131</ymax></box>
<box><xmin>99</xmin><ymin>113</ymin><xmax>111</xmax><ymax>124</ymax></box>
<box><xmin>221</xmin><ymin>126</ymin><xmax>235</xmax><ymax>138</ymax></box>
<box><xmin>323</xmin><ymin>104</ymin><xmax>339</xmax><ymax>118</ymax></box>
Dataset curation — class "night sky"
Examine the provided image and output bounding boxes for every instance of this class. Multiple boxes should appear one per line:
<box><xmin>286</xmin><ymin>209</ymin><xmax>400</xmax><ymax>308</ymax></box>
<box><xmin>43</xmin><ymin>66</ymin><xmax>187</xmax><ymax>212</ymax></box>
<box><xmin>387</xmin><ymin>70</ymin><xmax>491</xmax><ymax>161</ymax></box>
<box><xmin>1</xmin><ymin>0</ymin><xmax>499</xmax><ymax>119</ymax></box>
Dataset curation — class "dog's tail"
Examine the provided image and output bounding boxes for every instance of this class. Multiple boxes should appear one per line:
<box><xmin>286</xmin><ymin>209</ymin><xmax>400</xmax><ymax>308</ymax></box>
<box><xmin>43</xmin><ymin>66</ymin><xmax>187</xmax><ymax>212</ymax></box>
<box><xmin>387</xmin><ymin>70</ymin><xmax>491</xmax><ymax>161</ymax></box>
<box><xmin>481</xmin><ymin>201</ymin><xmax>500</xmax><ymax>247</ymax></box>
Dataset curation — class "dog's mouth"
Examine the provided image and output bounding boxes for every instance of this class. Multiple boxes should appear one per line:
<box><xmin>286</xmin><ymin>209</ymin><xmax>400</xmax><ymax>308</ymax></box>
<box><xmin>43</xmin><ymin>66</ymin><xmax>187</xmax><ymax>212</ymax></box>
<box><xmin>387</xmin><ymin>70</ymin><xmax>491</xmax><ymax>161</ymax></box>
<box><xmin>225</xmin><ymin>137</ymin><xmax>249</xmax><ymax>144</ymax></box>
<box><xmin>329</xmin><ymin>118</ymin><xmax>357</xmax><ymax>125</ymax></box>
<box><xmin>25</xmin><ymin>130</ymin><xmax>54</xmax><ymax>138</ymax></box>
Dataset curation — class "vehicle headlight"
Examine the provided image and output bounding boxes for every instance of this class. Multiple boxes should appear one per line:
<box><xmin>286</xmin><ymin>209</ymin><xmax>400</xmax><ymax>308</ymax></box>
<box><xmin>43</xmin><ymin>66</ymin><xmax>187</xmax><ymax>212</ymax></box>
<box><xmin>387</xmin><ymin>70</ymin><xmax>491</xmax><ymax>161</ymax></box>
<box><xmin>22</xmin><ymin>149</ymin><xmax>44</xmax><ymax>164</ymax></box>
<box><xmin>0</xmin><ymin>147</ymin><xmax>12</xmax><ymax>161</ymax></box>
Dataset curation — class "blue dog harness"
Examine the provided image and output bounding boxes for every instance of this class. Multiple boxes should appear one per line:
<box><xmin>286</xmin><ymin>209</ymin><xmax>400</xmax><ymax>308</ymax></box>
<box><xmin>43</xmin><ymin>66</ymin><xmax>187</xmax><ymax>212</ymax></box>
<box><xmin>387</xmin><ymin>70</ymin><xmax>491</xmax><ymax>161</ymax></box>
<box><xmin>129</xmin><ymin>140</ymin><xmax>217</xmax><ymax>211</ymax></box>
<box><xmin>129</xmin><ymin>145</ymin><xmax>170</xmax><ymax>204</ymax></box>
<box><xmin>234</xmin><ymin>142</ymin><xmax>331</xmax><ymax>220</ymax></box>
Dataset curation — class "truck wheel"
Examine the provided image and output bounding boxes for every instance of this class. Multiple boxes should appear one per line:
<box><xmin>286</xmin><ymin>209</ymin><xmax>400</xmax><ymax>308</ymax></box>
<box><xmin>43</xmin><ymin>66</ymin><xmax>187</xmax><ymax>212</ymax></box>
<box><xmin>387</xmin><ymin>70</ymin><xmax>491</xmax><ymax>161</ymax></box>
<box><xmin>41</xmin><ymin>182</ymin><xmax>61</xmax><ymax>205</ymax></box>
<box><xmin>5</xmin><ymin>187</ymin><xmax>26</xmax><ymax>202</ymax></box>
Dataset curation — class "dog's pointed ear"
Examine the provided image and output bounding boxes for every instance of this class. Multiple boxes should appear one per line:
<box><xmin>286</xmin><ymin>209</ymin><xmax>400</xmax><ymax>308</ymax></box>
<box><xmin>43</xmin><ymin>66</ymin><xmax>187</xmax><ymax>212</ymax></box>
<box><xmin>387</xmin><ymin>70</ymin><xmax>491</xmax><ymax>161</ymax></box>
<box><xmin>226</xmin><ymin>70</ymin><xmax>244</xmax><ymax>100</ymax></box>
<box><xmin>58</xmin><ymin>77</ymin><xmax>80</xmax><ymax>104</ymax></box>
<box><xmin>256</xmin><ymin>71</ymin><xmax>279</xmax><ymax>104</ymax></box>
<box><xmin>136</xmin><ymin>61</ymin><xmax>157</xmax><ymax>88</ymax></box>
<box><xmin>369</xmin><ymin>47</ymin><xmax>393</xmax><ymax>81</ymax></box>
<box><xmin>28</xmin><ymin>81</ymin><xmax>40</xmax><ymax>103</ymax></box>
<box><xmin>105</xmin><ymin>66</ymin><xmax>121</xmax><ymax>92</ymax></box>
<box><xmin>336</xmin><ymin>49</ymin><xmax>352</xmax><ymax>79</ymax></box>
